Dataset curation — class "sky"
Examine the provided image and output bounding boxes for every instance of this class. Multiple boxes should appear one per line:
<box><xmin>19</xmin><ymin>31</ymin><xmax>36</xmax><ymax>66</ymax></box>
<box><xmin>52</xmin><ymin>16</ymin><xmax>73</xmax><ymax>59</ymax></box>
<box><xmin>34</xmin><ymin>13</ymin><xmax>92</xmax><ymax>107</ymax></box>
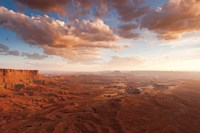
<box><xmin>0</xmin><ymin>0</ymin><xmax>200</xmax><ymax>71</ymax></box>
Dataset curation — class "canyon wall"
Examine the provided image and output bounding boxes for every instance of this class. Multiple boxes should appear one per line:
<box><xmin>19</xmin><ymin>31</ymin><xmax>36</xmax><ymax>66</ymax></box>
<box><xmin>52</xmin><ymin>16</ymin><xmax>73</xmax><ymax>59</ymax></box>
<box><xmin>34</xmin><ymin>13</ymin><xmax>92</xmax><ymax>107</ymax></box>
<box><xmin>0</xmin><ymin>69</ymin><xmax>38</xmax><ymax>89</ymax></box>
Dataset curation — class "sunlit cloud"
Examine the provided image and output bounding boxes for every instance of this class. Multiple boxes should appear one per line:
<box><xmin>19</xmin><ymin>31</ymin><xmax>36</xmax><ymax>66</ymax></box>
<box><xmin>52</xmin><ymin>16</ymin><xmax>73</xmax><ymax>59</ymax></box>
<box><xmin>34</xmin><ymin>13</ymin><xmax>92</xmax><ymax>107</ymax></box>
<box><xmin>0</xmin><ymin>6</ymin><xmax>122</xmax><ymax>62</ymax></box>
<box><xmin>1</xmin><ymin>0</ymin><xmax>200</xmax><ymax>71</ymax></box>
<box><xmin>141</xmin><ymin>0</ymin><xmax>200</xmax><ymax>40</ymax></box>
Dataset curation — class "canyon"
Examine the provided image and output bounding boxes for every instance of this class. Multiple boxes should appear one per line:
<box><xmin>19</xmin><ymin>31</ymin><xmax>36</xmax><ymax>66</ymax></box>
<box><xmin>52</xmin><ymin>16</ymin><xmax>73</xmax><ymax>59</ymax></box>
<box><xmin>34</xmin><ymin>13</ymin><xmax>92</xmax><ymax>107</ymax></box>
<box><xmin>0</xmin><ymin>70</ymin><xmax>200</xmax><ymax>133</ymax></box>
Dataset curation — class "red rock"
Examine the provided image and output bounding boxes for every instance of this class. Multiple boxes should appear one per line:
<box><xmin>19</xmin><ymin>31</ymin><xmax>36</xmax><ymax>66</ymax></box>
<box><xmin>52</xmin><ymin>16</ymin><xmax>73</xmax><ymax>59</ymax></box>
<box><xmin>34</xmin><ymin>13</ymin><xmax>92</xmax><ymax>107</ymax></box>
<box><xmin>0</xmin><ymin>68</ymin><xmax>38</xmax><ymax>89</ymax></box>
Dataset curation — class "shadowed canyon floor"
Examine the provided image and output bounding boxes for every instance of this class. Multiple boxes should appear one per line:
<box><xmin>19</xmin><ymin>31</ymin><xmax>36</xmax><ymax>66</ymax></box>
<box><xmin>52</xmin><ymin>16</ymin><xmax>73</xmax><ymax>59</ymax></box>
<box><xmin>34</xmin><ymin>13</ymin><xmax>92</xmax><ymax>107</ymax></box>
<box><xmin>0</xmin><ymin>72</ymin><xmax>200</xmax><ymax>133</ymax></box>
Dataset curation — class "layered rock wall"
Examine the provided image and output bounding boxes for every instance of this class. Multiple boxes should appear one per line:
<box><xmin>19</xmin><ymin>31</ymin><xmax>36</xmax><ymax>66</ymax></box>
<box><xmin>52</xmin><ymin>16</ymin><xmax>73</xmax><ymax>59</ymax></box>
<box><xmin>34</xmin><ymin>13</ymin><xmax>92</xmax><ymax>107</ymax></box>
<box><xmin>0</xmin><ymin>69</ymin><xmax>38</xmax><ymax>89</ymax></box>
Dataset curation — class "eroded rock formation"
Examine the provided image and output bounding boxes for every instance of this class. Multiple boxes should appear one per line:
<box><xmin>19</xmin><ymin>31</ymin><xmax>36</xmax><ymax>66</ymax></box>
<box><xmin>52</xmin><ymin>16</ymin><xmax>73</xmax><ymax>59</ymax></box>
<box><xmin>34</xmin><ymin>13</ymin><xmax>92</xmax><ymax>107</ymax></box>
<box><xmin>0</xmin><ymin>69</ymin><xmax>38</xmax><ymax>89</ymax></box>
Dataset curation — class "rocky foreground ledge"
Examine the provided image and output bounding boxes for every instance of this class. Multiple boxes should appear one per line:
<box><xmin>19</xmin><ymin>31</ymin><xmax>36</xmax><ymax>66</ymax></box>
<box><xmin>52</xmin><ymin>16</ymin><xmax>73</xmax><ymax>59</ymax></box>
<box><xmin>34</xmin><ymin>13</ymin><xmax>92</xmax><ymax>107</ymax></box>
<box><xmin>0</xmin><ymin>68</ymin><xmax>38</xmax><ymax>89</ymax></box>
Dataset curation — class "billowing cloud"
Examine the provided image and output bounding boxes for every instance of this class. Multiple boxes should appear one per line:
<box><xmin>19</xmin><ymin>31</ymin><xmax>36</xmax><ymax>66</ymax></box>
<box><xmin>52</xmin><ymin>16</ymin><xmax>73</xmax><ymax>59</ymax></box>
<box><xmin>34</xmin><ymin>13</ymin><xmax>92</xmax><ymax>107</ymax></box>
<box><xmin>13</xmin><ymin>0</ymin><xmax>149</xmax><ymax>21</ymax></box>
<box><xmin>11</xmin><ymin>0</ymin><xmax>200</xmax><ymax>41</ymax></box>
<box><xmin>14</xmin><ymin>0</ymin><xmax>97</xmax><ymax>18</ymax></box>
<box><xmin>141</xmin><ymin>0</ymin><xmax>200</xmax><ymax>40</ymax></box>
<box><xmin>42</xmin><ymin>46</ymin><xmax>102</xmax><ymax>63</ymax></box>
<box><xmin>14</xmin><ymin>0</ymin><xmax>71</xmax><ymax>15</ymax></box>
<box><xmin>73</xmin><ymin>19</ymin><xmax>119</xmax><ymax>42</ymax></box>
<box><xmin>0</xmin><ymin>6</ymin><xmax>121</xmax><ymax>62</ymax></box>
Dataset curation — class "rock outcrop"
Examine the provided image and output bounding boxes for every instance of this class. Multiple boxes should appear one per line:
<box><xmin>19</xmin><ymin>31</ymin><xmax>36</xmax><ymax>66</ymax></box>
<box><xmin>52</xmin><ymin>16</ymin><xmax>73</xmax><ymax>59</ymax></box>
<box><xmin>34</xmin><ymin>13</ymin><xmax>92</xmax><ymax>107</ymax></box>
<box><xmin>0</xmin><ymin>69</ymin><xmax>38</xmax><ymax>89</ymax></box>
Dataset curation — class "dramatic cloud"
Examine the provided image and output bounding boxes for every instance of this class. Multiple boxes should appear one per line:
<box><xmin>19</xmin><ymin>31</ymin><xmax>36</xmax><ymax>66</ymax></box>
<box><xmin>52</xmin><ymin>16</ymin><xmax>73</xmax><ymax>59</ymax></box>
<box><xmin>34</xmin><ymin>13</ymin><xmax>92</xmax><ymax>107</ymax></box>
<box><xmin>109</xmin><ymin>0</ymin><xmax>149</xmax><ymax>22</ymax></box>
<box><xmin>117</xmin><ymin>23</ymin><xmax>140</xmax><ymax>39</ymax></box>
<box><xmin>14</xmin><ymin>0</ymin><xmax>71</xmax><ymax>15</ymax></box>
<box><xmin>14</xmin><ymin>0</ymin><xmax>97</xmax><ymax>18</ymax></box>
<box><xmin>95</xmin><ymin>0</ymin><xmax>108</xmax><ymax>17</ymax></box>
<box><xmin>0</xmin><ymin>6</ymin><xmax>121</xmax><ymax>62</ymax></box>
<box><xmin>13</xmin><ymin>0</ymin><xmax>149</xmax><ymax>21</ymax></box>
<box><xmin>11</xmin><ymin>0</ymin><xmax>200</xmax><ymax>41</ymax></box>
<box><xmin>1</xmin><ymin>0</ymin><xmax>200</xmax><ymax>71</ymax></box>
<box><xmin>141</xmin><ymin>0</ymin><xmax>200</xmax><ymax>40</ymax></box>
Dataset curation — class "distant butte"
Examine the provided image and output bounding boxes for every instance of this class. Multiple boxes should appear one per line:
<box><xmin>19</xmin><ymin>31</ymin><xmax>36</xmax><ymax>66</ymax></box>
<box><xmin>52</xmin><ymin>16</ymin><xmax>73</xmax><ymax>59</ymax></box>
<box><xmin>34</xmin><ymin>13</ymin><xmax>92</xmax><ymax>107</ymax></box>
<box><xmin>0</xmin><ymin>68</ymin><xmax>38</xmax><ymax>89</ymax></box>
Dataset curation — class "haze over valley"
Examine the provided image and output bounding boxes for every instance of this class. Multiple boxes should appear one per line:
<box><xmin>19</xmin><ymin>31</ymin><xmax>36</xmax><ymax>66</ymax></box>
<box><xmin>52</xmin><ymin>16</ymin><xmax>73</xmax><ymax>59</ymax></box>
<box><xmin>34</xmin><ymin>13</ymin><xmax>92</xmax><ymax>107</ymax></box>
<box><xmin>1</xmin><ymin>0</ymin><xmax>200</xmax><ymax>133</ymax></box>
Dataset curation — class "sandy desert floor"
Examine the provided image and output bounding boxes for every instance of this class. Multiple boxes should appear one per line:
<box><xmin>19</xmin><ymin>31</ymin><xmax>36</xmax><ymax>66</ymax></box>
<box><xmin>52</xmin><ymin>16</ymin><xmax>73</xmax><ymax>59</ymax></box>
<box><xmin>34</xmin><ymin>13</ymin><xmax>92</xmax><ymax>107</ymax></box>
<box><xmin>0</xmin><ymin>73</ymin><xmax>200</xmax><ymax>133</ymax></box>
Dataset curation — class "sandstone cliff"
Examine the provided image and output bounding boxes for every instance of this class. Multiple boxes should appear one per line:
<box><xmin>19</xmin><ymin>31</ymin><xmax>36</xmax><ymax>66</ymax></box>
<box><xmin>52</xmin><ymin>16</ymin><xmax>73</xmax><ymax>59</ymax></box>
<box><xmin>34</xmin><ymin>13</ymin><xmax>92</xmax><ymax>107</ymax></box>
<box><xmin>0</xmin><ymin>69</ymin><xmax>38</xmax><ymax>89</ymax></box>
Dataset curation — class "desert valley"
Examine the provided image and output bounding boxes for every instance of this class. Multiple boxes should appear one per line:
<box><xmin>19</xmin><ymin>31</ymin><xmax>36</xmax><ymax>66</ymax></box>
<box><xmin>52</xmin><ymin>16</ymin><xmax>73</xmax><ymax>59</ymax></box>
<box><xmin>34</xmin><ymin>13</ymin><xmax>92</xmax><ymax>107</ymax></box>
<box><xmin>0</xmin><ymin>69</ymin><xmax>200</xmax><ymax>133</ymax></box>
<box><xmin>1</xmin><ymin>0</ymin><xmax>200</xmax><ymax>132</ymax></box>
